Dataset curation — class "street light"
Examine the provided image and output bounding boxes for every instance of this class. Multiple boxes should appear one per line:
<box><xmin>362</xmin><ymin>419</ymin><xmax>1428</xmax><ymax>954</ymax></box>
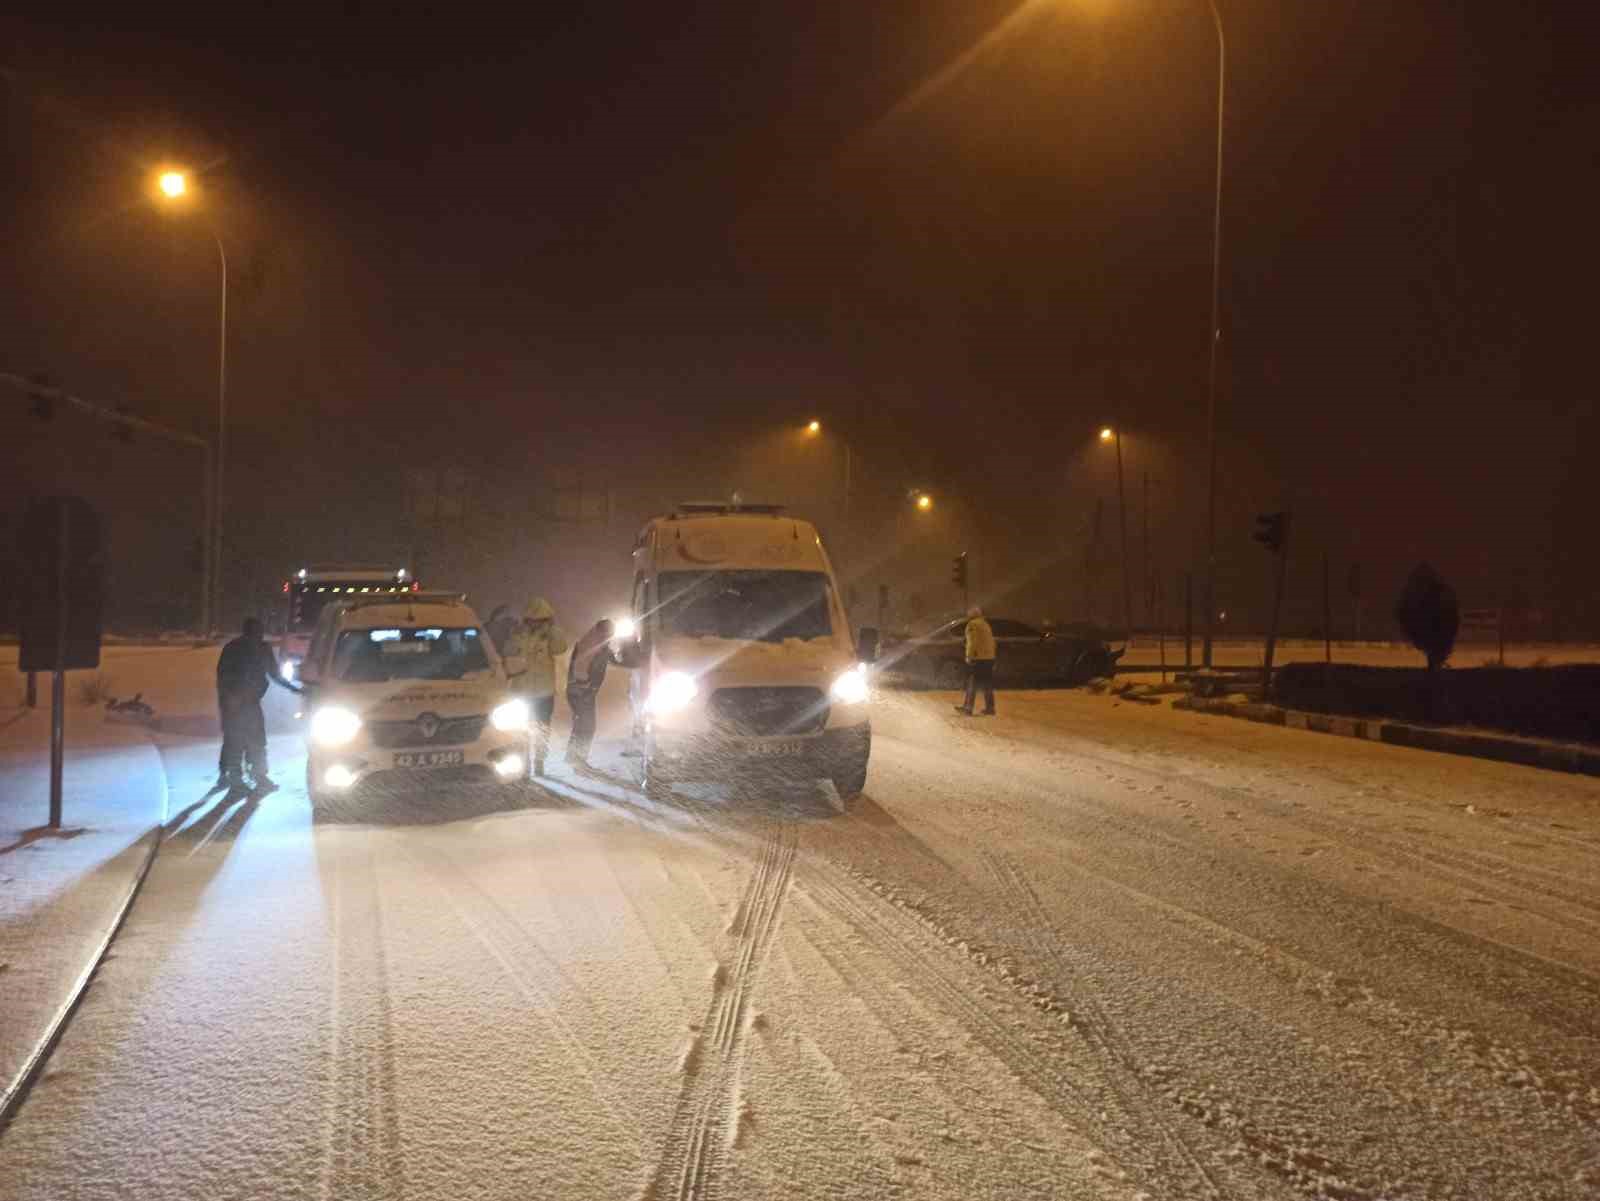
<box><xmin>154</xmin><ymin>168</ymin><xmax>228</xmax><ymax>633</ymax></box>
<box><xmin>1068</xmin><ymin>3</ymin><xmax>1226</xmax><ymax>664</ymax></box>
<box><xmin>799</xmin><ymin>417</ymin><xmax>853</xmax><ymax>521</ymax></box>
<box><xmin>915</xmin><ymin>492</ymin><xmax>933</xmax><ymax>511</ymax></box>
<box><xmin>1099</xmin><ymin>426</ymin><xmax>1134</xmax><ymax>644</ymax></box>
<box><xmin>1201</xmin><ymin>1</ymin><xmax>1226</xmax><ymax>669</ymax></box>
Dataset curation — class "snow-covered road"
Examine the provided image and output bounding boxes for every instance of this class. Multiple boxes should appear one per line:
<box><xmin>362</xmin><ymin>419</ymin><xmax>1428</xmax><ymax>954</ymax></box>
<box><xmin>3</xmin><ymin>663</ymin><xmax>1598</xmax><ymax>1200</ymax></box>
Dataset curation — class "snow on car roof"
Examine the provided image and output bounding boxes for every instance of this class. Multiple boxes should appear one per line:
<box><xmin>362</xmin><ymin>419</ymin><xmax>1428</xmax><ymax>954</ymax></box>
<box><xmin>334</xmin><ymin>596</ymin><xmax>479</xmax><ymax>629</ymax></box>
<box><xmin>642</xmin><ymin>512</ymin><xmax>827</xmax><ymax>571</ymax></box>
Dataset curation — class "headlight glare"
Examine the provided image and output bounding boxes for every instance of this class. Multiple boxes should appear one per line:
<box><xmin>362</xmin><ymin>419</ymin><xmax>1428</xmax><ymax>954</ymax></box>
<box><xmin>830</xmin><ymin>666</ymin><xmax>870</xmax><ymax>705</ymax></box>
<box><xmin>491</xmin><ymin>697</ymin><xmax>530</xmax><ymax>731</ymax></box>
<box><xmin>645</xmin><ymin>671</ymin><xmax>698</xmax><ymax>716</ymax></box>
<box><xmin>310</xmin><ymin>706</ymin><xmax>362</xmax><ymax>747</ymax></box>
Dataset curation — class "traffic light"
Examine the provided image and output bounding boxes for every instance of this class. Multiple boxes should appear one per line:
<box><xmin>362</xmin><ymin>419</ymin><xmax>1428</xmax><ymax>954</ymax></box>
<box><xmin>951</xmin><ymin>552</ymin><xmax>968</xmax><ymax>589</ymax></box>
<box><xmin>1253</xmin><ymin>511</ymin><xmax>1289</xmax><ymax>554</ymax></box>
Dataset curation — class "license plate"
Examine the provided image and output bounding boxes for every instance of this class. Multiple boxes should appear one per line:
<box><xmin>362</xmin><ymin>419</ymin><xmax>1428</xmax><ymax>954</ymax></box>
<box><xmin>750</xmin><ymin>741</ymin><xmax>806</xmax><ymax>756</ymax></box>
<box><xmin>393</xmin><ymin>750</ymin><xmax>466</xmax><ymax>769</ymax></box>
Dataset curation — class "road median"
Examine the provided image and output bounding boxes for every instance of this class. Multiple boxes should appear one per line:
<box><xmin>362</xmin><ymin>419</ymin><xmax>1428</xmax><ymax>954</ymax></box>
<box><xmin>1174</xmin><ymin>694</ymin><xmax>1600</xmax><ymax>777</ymax></box>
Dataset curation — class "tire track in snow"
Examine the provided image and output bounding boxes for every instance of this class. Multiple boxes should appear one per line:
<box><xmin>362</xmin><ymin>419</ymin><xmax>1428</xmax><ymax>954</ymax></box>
<box><xmin>644</xmin><ymin>821</ymin><xmax>796</xmax><ymax>1201</ymax></box>
<box><xmin>994</xmin><ymin>840</ymin><xmax>1600</xmax><ymax>1182</ymax></box>
<box><xmin>980</xmin><ymin>850</ymin><xmax>1226</xmax><ymax>1200</ymax></box>
<box><xmin>390</xmin><ymin>834</ymin><xmax>647</xmax><ymax>1159</ymax></box>
<box><xmin>997</xmin><ymin>714</ymin><xmax>1600</xmax><ymax>946</ymax></box>
<box><xmin>804</xmin><ymin>848</ymin><xmax>1413</xmax><ymax>1201</ymax></box>
<box><xmin>319</xmin><ymin>831</ymin><xmax>406</xmax><ymax>1201</ymax></box>
<box><xmin>791</xmin><ymin>855</ymin><xmax>1179</xmax><ymax>1193</ymax></box>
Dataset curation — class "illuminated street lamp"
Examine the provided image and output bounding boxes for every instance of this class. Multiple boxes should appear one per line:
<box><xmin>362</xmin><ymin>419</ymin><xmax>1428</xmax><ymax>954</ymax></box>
<box><xmin>1099</xmin><ymin>426</ymin><xmax>1134</xmax><ymax>644</ymax></box>
<box><xmin>914</xmin><ymin>491</ymin><xmax>933</xmax><ymax>511</ymax></box>
<box><xmin>155</xmin><ymin>168</ymin><xmax>228</xmax><ymax>633</ymax></box>
<box><xmin>1062</xmin><ymin>2</ymin><xmax>1225</xmax><ymax>663</ymax></box>
<box><xmin>799</xmin><ymin>417</ymin><xmax>853</xmax><ymax>521</ymax></box>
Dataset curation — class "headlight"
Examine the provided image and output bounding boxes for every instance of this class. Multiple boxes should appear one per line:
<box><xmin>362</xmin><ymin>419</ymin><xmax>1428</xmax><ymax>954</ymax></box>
<box><xmin>310</xmin><ymin>706</ymin><xmax>362</xmax><ymax>747</ymax></box>
<box><xmin>830</xmin><ymin>666</ymin><xmax>870</xmax><ymax>705</ymax></box>
<box><xmin>491</xmin><ymin>697</ymin><xmax>530</xmax><ymax>731</ymax></box>
<box><xmin>645</xmin><ymin>671</ymin><xmax>698</xmax><ymax>716</ymax></box>
<box><xmin>280</xmin><ymin>659</ymin><xmax>298</xmax><ymax>683</ymax></box>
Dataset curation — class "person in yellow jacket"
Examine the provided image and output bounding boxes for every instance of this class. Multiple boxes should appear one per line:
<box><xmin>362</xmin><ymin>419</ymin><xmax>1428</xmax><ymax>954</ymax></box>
<box><xmin>955</xmin><ymin>605</ymin><xmax>997</xmax><ymax>717</ymax></box>
<box><xmin>504</xmin><ymin>597</ymin><xmax>568</xmax><ymax>774</ymax></box>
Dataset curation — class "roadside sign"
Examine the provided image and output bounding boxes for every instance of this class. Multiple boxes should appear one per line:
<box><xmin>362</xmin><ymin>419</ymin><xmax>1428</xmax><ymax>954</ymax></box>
<box><xmin>19</xmin><ymin>497</ymin><xmax>104</xmax><ymax>672</ymax></box>
<box><xmin>16</xmin><ymin>497</ymin><xmax>104</xmax><ymax>829</ymax></box>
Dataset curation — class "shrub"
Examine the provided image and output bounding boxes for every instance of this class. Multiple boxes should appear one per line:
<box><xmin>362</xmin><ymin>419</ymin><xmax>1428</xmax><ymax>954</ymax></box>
<box><xmin>75</xmin><ymin>672</ymin><xmax>116</xmax><ymax>706</ymax></box>
<box><xmin>1394</xmin><ymin>563</ymin><xmax>1459</xmax><ymax>671</ymax></box>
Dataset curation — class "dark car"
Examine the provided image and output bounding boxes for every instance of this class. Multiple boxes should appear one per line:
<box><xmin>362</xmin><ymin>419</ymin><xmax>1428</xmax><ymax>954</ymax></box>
<box><xmin>880</xmin><ymin>616</ymin><xmax>1122</xmax><ymax>689</ymax></box>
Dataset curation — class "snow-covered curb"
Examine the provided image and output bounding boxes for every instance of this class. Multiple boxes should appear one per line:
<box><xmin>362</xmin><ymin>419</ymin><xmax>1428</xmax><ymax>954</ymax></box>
<box><xmin>0</xmin><ymin>819</ymin><xmax>166</xmax><ymax>1127</ymax></box>
<box><xmin>1174</xmin><ymin>695</ymin><xmax>1600</xmax><ymax>777</ymax></box>
<box><xmin>0</xmin><ymin>712</ymin><xmax>172</xmax><ymax>1126</ymax></box>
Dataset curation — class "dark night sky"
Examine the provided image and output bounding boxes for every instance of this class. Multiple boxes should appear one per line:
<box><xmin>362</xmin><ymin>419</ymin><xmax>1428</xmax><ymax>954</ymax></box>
<box><xmin>4</xmin><ymin>2</ymin><xmax>1597</xmax><ymax>629</ymax></box>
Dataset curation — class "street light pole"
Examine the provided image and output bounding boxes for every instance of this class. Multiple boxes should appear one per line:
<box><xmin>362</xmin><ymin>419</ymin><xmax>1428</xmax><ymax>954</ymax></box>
<box><xmin>1143</xmin><ymin>468</ymin><xmax>1150</xmax><ymax>627</ymax></box>
<box><xmin>1202</xmin><ymin>0</ymin><xmax>1226</xmax><ymax>669</ymax></box>
<box><xmin>1115</xmin><ymin>428</ymin><xmax>1134</xmax><ymax>644</ymax></box>
<box><xmin>212</xmin><ymin>231</ymin><xmax>227</xmax><ymax>634</ymax></box>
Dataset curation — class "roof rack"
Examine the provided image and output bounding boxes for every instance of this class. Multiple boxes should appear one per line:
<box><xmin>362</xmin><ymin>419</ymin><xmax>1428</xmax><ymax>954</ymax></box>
<box><xmin>335</xmin><ymin>591</ymin><xmax>467</xmax><ymax>612</ymax></box>
<box><xmin>669</xmin><ymin>501</ymin><xmax>787</xmax><ymax>518</ymax></box>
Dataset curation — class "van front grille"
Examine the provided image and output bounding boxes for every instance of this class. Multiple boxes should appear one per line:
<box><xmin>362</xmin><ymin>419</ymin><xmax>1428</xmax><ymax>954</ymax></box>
<box><xmin>707</xmin><ymin>687</ymin><xmax>828</xmax><ymax>737</ymax></box>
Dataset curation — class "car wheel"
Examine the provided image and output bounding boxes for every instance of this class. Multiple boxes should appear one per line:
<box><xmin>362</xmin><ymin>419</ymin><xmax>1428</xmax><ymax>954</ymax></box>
<box><xmin>832</xmin><ymin>759</ymin><xmax>868</xmax><ymax>805</ymax></box>
<box><xmin>935</xmin><ymin>659</ymin><xmax>966</xmax><ymax>691</ymax></box>
<box><xmin>306</xmin><ymin>758</ymin><xmax>327</xmax><ymax>813</ymax></box>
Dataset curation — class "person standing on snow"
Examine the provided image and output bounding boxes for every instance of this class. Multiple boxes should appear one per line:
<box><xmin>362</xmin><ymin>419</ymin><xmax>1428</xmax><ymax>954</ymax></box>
<box><xmin>216</xmin><ymin>616</ymin><xmax>299</xmax><ymax>792</ymax></box>
<box><xmin>504</xmin><ymin>597</ymin><xmax>568</xmax><ymax>775</ymax></box>
<box><xmin>954</xmin><ymin>605</ymin><xmax>997</xmax><ymax>717</ymax></box>
<box><xmin>484</xmin><ymin>604</ymin><xmax>516</xmax><ymax>658</ymax></box>
<box><xmin>565</xmin><ymin>618</ymin><xmax>616</xmax><ymax>772</ymax></box>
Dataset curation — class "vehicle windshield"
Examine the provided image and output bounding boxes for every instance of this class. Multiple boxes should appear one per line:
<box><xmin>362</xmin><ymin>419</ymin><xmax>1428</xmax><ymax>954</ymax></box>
<box><xmin>331</xmin><ymin>627</ymin><xmax>489</xmax><ymax>682</ymax></box>
<box><xmin>291</xmin><ymin>580</ymin><xmax>415</xmax><ymax>633</ymax></box>
<box><xmin>657</xmin><ymin>570</ymin><xmax>834</xmax><ymax>642</ymax></box>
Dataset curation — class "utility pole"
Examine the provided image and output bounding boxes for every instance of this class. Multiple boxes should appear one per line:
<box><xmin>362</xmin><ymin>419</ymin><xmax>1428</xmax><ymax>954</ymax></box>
<box><xmin>1115</xmin><ymin>428</ymin><xmax>1133</xmax><ymax>643</ymax></box>
<box><xmin>1183</xmin><ymin>570</ymin><xmax>1193</xmax><ymax>671</ymax></box>
<box><xmin>1322</xmin><ymin>551</ymin><xmax>1332</xmax><ymax>664</ymax></box>
<box><xmin>1142</xmin><ymin>470</ymin><xmax>1151</xmax><ymax>627</ymax></box>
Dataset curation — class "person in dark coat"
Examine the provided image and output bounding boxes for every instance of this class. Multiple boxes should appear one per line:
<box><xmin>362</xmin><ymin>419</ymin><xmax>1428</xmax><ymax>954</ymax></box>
<box><xmin>564</xmin><ymin>618</ymin><xmax>615</xmax><ymax>771</ymax></box>
<box><xmin>216</xmin><ymin>616</ymin><xmax>299</xmax><ymax>792</ymax></box>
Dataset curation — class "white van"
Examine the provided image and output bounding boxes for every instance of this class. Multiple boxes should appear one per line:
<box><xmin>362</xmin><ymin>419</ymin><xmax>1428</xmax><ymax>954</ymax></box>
<box><xmin>296</xmin><ymin>592</ymin><xmax>533</xmax><ymax>807</ymax></box>
<box><xmin>618</xmin><ymin>503</ymin><xmax>875</xmax><ymax>799</ymax></box>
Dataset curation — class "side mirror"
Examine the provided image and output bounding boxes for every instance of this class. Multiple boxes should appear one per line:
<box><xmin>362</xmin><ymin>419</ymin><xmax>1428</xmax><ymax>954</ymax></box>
<box><xmin>504</xmin><ymin>655</ymin><xmax>528</xmax><ymax>677</ymax></box>
<box><xmin>856</xmin><ymin>627</ymin><xmax>880</xmax><ymax>665</ymax></box>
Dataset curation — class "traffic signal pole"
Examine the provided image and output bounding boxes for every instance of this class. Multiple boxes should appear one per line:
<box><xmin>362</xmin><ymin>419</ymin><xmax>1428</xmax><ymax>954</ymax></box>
<box><xmin>1115</xmin><ymin>428</ymin><xmax>1133</xmax><ymax>645</ymax></box>
<box><xmin>50</xmin><ymin>512</ymin><xmax>68</xmax><ymax>829</ymax></box>
<box><xmin>1255</xmin><ymin>512</ymin><xmax>1291</xmax><ymax>691</ymax></box>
